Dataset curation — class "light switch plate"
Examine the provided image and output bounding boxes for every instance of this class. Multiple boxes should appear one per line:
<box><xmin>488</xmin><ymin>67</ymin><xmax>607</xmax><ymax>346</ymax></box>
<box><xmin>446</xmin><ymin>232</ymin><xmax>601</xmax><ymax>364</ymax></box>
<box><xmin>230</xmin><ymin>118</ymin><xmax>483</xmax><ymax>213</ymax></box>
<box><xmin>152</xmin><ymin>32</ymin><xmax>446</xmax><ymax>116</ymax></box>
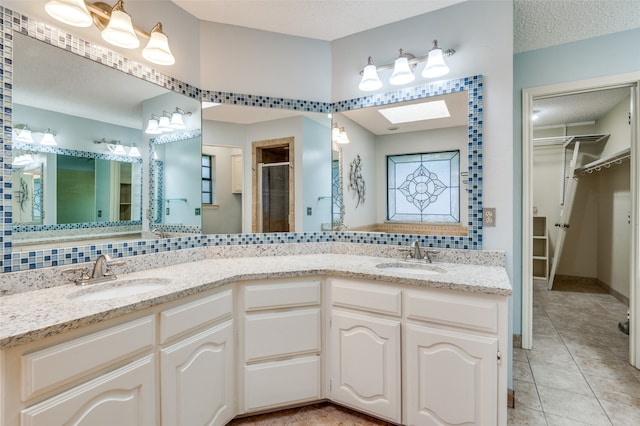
<box><xmin>483</xmin><ymin>208</ymin><xmax>496</xmax><ymax>227</ymax></box>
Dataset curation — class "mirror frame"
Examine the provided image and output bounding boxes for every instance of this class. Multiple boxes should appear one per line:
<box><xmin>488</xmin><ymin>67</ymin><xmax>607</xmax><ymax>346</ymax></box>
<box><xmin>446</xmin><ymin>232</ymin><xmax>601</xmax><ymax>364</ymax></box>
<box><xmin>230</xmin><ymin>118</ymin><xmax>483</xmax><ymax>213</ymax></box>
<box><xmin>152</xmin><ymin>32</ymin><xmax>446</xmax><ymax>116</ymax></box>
<box><xmin>0</xmin><ymin>7</ymin><xmax>483</xmax><ymax>273</ymax></box>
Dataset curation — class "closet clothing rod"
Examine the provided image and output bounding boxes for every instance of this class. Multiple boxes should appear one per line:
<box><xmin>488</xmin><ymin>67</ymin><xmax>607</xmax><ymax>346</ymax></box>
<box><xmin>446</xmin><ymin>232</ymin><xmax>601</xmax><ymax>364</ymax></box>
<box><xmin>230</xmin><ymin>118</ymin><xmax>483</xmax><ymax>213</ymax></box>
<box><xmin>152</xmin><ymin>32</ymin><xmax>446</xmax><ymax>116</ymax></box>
<box><xmin>575</xmin><ymin>148</ymin><xmax>631</xmax><ymax>175</ymax></box>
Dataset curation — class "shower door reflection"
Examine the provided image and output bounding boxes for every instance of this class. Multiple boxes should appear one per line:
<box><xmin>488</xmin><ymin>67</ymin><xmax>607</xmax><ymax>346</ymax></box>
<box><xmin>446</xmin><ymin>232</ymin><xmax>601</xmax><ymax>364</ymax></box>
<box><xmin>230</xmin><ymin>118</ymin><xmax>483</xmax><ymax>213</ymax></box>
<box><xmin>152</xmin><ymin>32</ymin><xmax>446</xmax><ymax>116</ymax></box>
<box><xmin>258</xmin><ymin>162</ymin><xmax>290</xmax><ymax>232</ymax></box>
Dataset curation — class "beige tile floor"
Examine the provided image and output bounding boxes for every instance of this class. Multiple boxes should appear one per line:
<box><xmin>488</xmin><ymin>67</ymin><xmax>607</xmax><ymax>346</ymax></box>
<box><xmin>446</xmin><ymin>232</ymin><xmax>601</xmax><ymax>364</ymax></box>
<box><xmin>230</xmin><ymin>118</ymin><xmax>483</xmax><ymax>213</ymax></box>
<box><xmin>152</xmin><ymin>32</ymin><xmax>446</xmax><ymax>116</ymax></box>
<box><xmin>509</xmin><ymin>279</ymin><xmax>640</xmax><ymax>425</ymax></box>
<box><xmin>227</xmin><ymin>279</ymin><xmax>639</xmax><ymax>425</ymax></box>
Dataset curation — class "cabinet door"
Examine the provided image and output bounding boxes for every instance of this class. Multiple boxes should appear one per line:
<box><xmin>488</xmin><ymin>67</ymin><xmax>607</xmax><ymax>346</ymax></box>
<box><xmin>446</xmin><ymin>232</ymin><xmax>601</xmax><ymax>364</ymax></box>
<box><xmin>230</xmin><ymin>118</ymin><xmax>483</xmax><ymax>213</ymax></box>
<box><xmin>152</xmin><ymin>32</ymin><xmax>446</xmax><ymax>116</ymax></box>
<box><xmin>405</xmin><ymin>324</ymin><xmax>498</xmax><ymax>426</ymax></box>
<box><xmin>161</xmin><ymin>320</ymin><xmax>234</xmax><ymax>426</ymax></box>
<box><xmin>21</xmin><ymin>355</ymin><xmax>156</xmax><ymax>426</ymax></box>
<box><xmin>329</xmin><ymin>310</ymin><xmax>401</xmax><ymax>423</ymax></box>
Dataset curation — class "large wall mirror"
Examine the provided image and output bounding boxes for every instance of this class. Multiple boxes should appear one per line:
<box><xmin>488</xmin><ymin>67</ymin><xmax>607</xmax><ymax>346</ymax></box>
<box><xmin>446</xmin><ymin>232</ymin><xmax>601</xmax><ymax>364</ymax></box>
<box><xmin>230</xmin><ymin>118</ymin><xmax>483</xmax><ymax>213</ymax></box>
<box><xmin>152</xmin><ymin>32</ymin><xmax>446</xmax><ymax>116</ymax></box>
<box><xmin>201</xmin><ymin>104</ymin><xmax>332</xmax><ymax>234</ymax></box>
<box><xmin>12</xmin><ymin>30</ymin><xmax>201</xmax><ymax>249</ymax></box>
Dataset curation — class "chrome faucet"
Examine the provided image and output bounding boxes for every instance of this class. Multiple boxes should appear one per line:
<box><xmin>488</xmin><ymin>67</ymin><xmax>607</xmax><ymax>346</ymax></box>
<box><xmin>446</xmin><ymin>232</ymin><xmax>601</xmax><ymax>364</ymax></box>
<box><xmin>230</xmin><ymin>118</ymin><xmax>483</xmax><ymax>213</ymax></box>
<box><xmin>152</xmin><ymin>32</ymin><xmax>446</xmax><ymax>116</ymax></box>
<box><xmin>63</xmin><ymin>254</ymin><xmax>125</xmax><ymax>285</ymax></box>
<box><xmin>403</xmin><ymin>240</ymin><xmax>438</xmax><ymax>264</ymax></box>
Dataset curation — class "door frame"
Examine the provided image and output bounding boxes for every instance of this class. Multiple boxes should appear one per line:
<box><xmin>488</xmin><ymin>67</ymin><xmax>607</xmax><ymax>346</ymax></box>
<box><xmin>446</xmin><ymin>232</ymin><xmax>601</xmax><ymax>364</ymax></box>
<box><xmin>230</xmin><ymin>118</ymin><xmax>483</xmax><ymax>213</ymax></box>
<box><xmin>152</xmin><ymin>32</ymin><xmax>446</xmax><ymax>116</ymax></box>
<box><xmin>251</xmin><ymin>137</ymin><xmax>295</xmax><ymax>233</ymax></box>
<box><xmin>521</xmin><ymin>72</ymin><xmax>640</xmax><ymax>369</ymax></box>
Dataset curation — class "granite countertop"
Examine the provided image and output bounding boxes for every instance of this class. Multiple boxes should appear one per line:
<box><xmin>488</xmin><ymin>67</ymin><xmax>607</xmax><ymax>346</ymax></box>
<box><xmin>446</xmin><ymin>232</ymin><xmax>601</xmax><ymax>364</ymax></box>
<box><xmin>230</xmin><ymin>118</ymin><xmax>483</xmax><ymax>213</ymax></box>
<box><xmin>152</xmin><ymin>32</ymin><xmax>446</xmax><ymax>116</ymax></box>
<box><xmin>0</xmin><ymin>254</ymin><xmax>511</xmax><ymax>350</ymax></box>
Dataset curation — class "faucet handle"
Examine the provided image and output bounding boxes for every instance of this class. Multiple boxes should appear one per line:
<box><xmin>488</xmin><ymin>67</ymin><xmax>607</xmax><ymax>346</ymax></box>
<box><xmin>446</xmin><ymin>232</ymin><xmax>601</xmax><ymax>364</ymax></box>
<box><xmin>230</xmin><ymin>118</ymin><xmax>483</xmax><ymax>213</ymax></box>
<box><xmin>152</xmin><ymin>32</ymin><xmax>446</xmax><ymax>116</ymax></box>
<box><xmin>104</xmin><ymin>258</ymin><xmax>125</xmax><ymax>277</ymax></box>
<box><xmin>62</xmin><ymin>266</ymin><xmax>91</xmax><ymax>285</ymax></box>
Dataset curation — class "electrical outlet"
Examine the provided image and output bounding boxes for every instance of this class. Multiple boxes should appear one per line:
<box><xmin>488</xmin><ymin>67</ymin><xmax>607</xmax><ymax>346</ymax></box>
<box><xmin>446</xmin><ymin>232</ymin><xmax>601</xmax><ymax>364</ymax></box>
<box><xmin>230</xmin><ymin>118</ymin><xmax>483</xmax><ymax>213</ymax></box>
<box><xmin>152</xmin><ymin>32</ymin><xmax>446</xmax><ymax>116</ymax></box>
<box><xmin>195</xmin><ymin>208</ymin><xmax>201</xmax><ymax>216</ymax></box>
<box><xmin>483</xmin><ymin>208</ymin><xmax>496</xmax><ymax>227</ymax></box>
<box><xmin>166</xmin><ymin>207</ymin><xmax>170</xmax><ymax>215</ymax></box>
<box><xmin>307</xmin><ymin>207</ymin><xmax>312</xmax><ymax>216</ymax></box>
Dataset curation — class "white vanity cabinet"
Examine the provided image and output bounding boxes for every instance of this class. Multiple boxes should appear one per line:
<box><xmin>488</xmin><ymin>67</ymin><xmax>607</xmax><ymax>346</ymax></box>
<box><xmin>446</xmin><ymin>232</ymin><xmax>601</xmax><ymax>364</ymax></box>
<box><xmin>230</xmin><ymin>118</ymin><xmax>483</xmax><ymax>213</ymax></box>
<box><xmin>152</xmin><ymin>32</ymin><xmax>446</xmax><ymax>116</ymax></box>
<box><xmin>1</xmin><ymin>316</ymin><xmax>157</xmax><ymax>426</ymax></box>
<box><xmin>404</xmin><ymin>289</ymin><xmax>507</xmax><ymax>426</ymax></box>
<box><xmin>328</xmin><ymin>279</ymin><xmax>402</xmax><ymax>424</ymax></box>
<box><xmin>237</xmin><ymin>278</ymin><xmax>322</xmax><ymax>413</ymax></box>
<box><xmin>159</xmin><ymin>289</ymin><xmax>235</xmax><ymax>426</ymax></box>
<box><xmin>327</xmin><ymin>278</ymin><xmax>508</xmax><ymax>426</ymax></box>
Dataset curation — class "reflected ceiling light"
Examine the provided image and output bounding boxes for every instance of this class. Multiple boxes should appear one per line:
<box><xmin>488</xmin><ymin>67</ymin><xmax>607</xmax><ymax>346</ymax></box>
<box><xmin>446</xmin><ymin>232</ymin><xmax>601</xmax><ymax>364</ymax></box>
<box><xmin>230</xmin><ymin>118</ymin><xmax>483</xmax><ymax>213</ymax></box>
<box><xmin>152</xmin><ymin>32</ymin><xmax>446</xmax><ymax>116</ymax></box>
<box><xmin>389</xmin><ymin>49</ymin><xmax>415</xmax><ymax>86</ymax></box>
<box><xmin>358</xmin><ymin>40</ymin><xmax>456</xmax><ymax>92</ymax></box>
<box><xmin>202</xmin><ymin>101</ymin><xmax>222</xmax><ymax>109</ymax></box>
<box><xmin>157</xmin><ymin>113</ymin><xmax>173</xmax><ymax>132</ymax></box>
<box><xmin>101</xmin><ymin>0</ymin><xmax>139</xmax><ymax>49</ymax></box>
<box><xmin>12</xmin><ymin>154</ymin><xmax>35</xmax><ymax>167</ymax></box>
<box><xmin>378</xmin><ymin>100</ymin><xmax>451</xmax><ymax>124</ymax></box>
<box><xmin>129</xmin><ymin>144</ymin><xmax>141</xmax><ymax>157</ymax></box>
<box><xmin>331</xmin><ymin>123</ymin><xmax>349</xmax><ymax>145</ymax></box>
<box><xmin>358</xmin><ymin>57</ymin><xmax>383</xmax><ymax>91</ymax></box>
<box><xmin>44</xmin><ymin>0</ymin><xmax>92</xmax><ymax>27</ymax></box>
<box><xmin>145</xmin><ymin>114</ymin><xmax>162</xmax><ymax>134</ymax></box>
<box><xmin>14</xmin><ymin>125</ymin><xmax>34</xmax><ymax>143</ymax></box>
<box><xmin>169</xmin><ymin>107</ymin><xmax>192</xmax><ymax>129</ymax></box>
<box><xmin>40</xmin><ymin>129</ymin><xmax>58</xmax><ymax>146</ymax></box>
<box><xmin>44</xmin><ymin>0</ymin><xmax>175</xmax><ymax>66</ymax></box>
<box><xmin>142</xmin><ymin>23</ymin><xmax>175</xmax><ymax>66</ymax></box>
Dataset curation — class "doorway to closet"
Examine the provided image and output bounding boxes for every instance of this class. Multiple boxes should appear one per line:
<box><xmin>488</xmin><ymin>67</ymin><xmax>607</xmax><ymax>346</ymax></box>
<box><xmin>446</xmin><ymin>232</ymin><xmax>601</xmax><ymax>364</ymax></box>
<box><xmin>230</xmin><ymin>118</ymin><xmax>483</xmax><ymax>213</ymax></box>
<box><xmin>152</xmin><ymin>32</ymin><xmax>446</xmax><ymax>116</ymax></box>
<box><xmin>522</xmin><ymin>74</ymin><xmax>640</xmax><ymax>370</ymax></box>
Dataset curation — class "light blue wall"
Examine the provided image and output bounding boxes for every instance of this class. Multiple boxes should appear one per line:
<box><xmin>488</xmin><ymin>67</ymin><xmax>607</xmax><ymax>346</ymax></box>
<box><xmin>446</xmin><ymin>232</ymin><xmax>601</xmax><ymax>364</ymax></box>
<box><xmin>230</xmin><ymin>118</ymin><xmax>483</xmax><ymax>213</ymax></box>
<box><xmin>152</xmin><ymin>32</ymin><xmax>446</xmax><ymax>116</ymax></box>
<box><xmin>512</xmin><ymin>28</ymin><xmax>640</xmax><ymax>335</ymax></box>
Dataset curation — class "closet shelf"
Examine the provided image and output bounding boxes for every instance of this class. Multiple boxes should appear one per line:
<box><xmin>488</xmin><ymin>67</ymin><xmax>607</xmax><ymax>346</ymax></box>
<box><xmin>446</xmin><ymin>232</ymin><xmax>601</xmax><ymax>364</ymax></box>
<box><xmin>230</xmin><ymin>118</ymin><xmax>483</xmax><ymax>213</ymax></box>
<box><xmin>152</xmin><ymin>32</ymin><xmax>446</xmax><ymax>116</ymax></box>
<box><xmin>575</xmin><ymin>148</ymin><xmax>630</xmax><ymax>175</ymax></box>
<box><xmin>532</xmin><ymin>134</ymin><xmax>609</xmax><ymax>147</ymax></box>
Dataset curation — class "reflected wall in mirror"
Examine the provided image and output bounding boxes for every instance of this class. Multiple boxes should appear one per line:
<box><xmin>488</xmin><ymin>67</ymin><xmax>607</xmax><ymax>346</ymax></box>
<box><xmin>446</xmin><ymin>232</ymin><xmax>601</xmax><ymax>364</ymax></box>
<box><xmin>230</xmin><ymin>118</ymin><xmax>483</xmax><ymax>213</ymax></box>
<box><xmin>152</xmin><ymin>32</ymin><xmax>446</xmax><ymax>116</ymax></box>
<box><xmin>149</xmin><ymin>130</ymin><xmax>202</xmax><ymax>232</ymax></box>
<box><xmin>201</xmin><ymin>104</ymin><xmax>332</xmax><ymax>234</ymax></box>
<box><xmin>333</xmin><ymin>88</ymin><xmax>477</xmax><ymax>239</ymax></box>
<box><xmin>12</xmin><ymin>30</ymin><xmax>201</xmax><ymax>248</ymax></box>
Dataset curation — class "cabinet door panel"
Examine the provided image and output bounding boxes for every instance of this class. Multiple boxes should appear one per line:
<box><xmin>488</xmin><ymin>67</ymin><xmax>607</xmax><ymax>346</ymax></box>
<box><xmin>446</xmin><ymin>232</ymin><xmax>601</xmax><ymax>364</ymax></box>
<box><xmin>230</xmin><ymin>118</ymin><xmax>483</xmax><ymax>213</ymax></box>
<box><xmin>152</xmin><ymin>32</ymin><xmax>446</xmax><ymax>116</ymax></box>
<box><xmin>405</xmin><ymin>324</ymin><xmax>497</xmax><ymax>426</ymax></box>
<box><xmin>21</xmin><ymin>355</ymin><xmax>156</xmax><ymax>426</ymax></box>
<box><xmin>329</xmin><ymin>310</ymin><xmax>401</xmax><ymax>423</ymax></box>
<box><xmin>161</xmin><ymin>320</ymin><xmax>234</xmax><ymax>426</ymax></box>
<box><xmin>244</xmin><ymin>355</ymin><xmax>320</xmax><ymax>412</ymax></box>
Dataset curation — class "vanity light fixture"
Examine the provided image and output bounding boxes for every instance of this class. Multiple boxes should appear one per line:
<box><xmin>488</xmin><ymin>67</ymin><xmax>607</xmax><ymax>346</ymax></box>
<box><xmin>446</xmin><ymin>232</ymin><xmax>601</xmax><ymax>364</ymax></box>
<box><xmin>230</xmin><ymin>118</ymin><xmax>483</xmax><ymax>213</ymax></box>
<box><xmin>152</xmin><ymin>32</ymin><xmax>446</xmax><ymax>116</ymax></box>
<box><xmin>169</xmin><ymin>108</ymin><xmax>192</xmax><ymax>130</ymax></box>
<box><xmin>145</xmin><ymin>108</ymin><xmax>192</xmax><ymax>134</ymax></box>
<box><xmin>40</xmin><ymin>129</ymin><xmax>58</xmax><ymax>146</ymax></box>
<box><xmin>12</xmin><ymin>154</ymin><xmax>35</xmax><ymax>167</ymax></box>
<box><xmin>44</xmin><ymin>0</ymin><xmax>175</xmax><ymax>66</ymax></box>
<box><xmin>331</xmin><ymin>123</ymin><xmax>349</xmax><ymax>145</ymax></box>
<box><xmin>358</xmin><ymin>40</ymin><xmax>456</xmax><ymax>92</ymax></box>
<box><xmin>128</xmin><ymin>144</ymin><xmax>141</xmax><ymax>157</ymax></box>
<box><xmin>13</xmin><ymin>124</ymin><xmax>58</xmax><ymax>145</ymax></box>
<box><xmin>14</xmin><ymin>125</ymin><xmax>34</xmax><ymax>144</ymax></box>
<box><xmin>94</xmin><ymin>138</ymin><xmax>138</xmax><ymax>157</ymax></box>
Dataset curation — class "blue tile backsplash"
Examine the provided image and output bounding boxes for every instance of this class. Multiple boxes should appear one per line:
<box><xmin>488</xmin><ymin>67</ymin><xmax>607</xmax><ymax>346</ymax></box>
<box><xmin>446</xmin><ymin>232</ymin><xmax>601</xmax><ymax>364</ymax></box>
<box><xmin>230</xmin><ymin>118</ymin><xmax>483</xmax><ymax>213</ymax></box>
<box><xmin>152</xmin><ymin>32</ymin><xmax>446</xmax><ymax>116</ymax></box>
<box><xmin>0</xmin><ymin>7</ymin><xmax>483</xmax><ymax>273</ymax></box>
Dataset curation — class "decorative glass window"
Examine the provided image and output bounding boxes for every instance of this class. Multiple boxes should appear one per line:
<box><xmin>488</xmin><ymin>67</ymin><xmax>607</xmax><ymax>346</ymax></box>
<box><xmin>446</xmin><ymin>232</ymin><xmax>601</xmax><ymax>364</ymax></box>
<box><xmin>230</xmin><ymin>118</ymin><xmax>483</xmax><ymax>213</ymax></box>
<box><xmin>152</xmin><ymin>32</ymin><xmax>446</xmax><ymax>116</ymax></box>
<box><xmin>387</xmin><ymin>151</ymin><xmax>460</xmax><ymax>223</ymax></box>
<box><xmin>201</xmin><ymin>154</ymin><xmax>215</xmax><ymax>204</ymax></box>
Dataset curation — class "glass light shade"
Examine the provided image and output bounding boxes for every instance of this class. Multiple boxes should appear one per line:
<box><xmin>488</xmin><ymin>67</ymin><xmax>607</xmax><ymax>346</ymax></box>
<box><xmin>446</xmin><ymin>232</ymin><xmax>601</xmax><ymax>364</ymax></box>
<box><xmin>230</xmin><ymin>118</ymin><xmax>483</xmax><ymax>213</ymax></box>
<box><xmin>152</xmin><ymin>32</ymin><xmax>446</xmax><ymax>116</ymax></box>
<box><xmin>170</xmin><ymin>111</ymin><xmax>186</xmax><ymax>129</ymax></box>
<box><xmin>15</xmin><ymin>128</ymin><xmax>34</xmax><ymax>143</ymax></box>
<box><xmin>40</xmin><ymin>132</ymin><xmax>57</xmax><ymax>146</ymax></box>
<box><xmin>158</xmin><ymin>115</ymin><xmax>172</xmax><ymax>132</ymax></box>
<box><xmin>389</xmin><ymin>56</ymin><xmax>415</xmax><ymax>86</ymax></box>
<box><xmin>145</xmin><ymin>118</ymin><xmax>162</xmax><ymax>134</ymax></box>
<box><xmin>422</xmin><ymin>47</ymin><xmax>449</xmax><ymax>78</ymax></box>
<box><xmin>331</xmin><ymin>123</ymin><xmax>340</xmax><ymax>141</ymax></box>
<box><xmin>45</xmin><ymin>0</ymin><xmax>93</xmax><ymax>27</ymax></box>
<box><xmin>142</xmin><ymin>27</ymin><xmax>175</xmax><ymax>66</ymax></box>
<box><xmin>12</xmin><ymin>154</ymin><xmax>34</xmax><ymax>167</ymax></box>
<box><xmin>358</xmin><ymin>64</ymin><xmax>383</xmax><ymax>91</ymax></box>
<box><xmin>129</xmin><ymin>145</ymin><xmax>141</xmax><ymax>157</ymax></box>
<box><xmin>112</xmin><ymin>144</ymin><xmax>127</xmax><ymax>155</ymax></box>
<box><xmin>102</xmin><ymin>9</ymin><xmax>140</xmax><ymax>49</ymax></box>
<box><xmin>337</xmin><ymin>127</ymin><xmax>349</xmax><ymax>144</ymax></box>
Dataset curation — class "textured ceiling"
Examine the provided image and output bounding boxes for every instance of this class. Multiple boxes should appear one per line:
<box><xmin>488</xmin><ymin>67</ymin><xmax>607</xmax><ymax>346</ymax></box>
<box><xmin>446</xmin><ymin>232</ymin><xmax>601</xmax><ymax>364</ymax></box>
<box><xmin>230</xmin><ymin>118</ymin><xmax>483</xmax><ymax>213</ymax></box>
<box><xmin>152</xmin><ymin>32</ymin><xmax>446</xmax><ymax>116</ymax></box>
<box><xmin>514</xmin><ymin>0</ymin><xmax>640</xmax><ymax>53</ymax></box>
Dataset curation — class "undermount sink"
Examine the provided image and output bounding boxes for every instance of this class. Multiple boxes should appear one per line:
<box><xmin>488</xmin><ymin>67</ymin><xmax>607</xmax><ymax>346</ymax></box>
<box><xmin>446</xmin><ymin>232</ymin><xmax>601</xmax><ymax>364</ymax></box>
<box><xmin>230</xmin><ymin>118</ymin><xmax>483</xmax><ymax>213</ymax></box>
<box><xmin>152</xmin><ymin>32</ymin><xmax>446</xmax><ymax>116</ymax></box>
<box><xmin>376</xmin><ymin>262</ymin><xmax>446</xmax><ymax>275</ymax></box>
<box><xmin>69</xmin><ymin>278</ymin><xmax>171</xmax><ymax>301</ymax></box>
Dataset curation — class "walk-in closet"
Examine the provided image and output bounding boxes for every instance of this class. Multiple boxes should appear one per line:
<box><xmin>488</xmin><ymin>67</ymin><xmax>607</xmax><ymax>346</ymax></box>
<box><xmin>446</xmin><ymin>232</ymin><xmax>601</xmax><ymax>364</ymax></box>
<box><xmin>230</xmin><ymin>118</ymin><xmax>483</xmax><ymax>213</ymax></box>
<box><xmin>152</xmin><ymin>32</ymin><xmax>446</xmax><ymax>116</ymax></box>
<box><xmin>531</xmin><ymin>87</ymin><xmax>632</xmax><ymax>307</ymax></box>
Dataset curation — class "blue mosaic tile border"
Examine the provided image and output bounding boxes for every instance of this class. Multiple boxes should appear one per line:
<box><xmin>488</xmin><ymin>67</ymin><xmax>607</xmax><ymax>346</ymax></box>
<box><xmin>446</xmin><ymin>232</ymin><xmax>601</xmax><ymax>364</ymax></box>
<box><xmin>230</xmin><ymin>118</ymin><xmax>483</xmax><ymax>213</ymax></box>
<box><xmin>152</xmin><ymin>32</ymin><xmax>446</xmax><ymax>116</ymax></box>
<box><xmin>1</xmin><ymin>7</ymin><xmax>15</xmax><ymax>271</ymax></box>
<box><xmin>151</xmin><ymin>129</ymin><xmax>201</xmax><ymax>146</ymax></box>
<box><xmin>14</xmin><ymin>220</ymin><xmax>142</xmax><ymax>233</ymax></box>
<box><xmin>202</xmin><ymin>90</ymin><xmax>332</xmax><ymax>113</ymax></box>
